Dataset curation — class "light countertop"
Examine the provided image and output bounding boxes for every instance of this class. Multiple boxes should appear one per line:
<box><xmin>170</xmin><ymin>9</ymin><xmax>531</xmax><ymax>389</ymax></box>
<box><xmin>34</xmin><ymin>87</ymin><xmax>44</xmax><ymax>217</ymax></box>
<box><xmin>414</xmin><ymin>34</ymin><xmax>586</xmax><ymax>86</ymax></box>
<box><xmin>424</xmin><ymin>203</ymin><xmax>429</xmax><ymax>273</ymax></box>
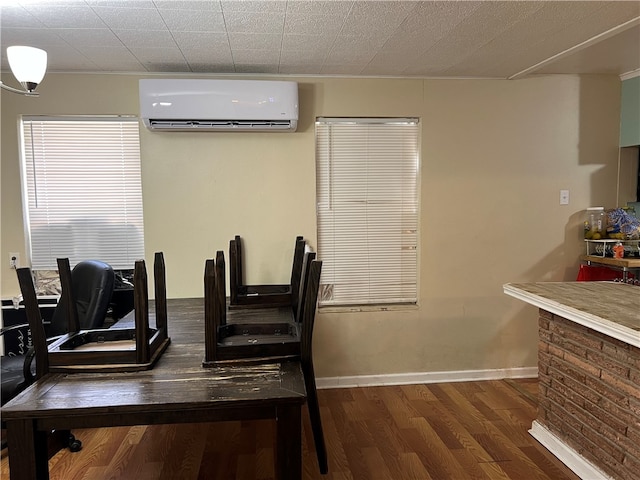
<box><xmin>504</xmin><ymin>281</ymin><xmax>640</xmax><ymax>348</ymax></box>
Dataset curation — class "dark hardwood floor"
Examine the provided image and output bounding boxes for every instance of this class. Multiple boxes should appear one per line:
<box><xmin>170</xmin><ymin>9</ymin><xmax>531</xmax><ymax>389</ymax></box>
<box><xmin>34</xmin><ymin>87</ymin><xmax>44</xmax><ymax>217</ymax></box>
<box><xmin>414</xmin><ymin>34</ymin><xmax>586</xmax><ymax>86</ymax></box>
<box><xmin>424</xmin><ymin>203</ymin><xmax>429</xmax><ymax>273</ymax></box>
<box><xmin>1</xmin><ymin>378</ymin><xmax>579</xmax><ymax>480</ymax></box>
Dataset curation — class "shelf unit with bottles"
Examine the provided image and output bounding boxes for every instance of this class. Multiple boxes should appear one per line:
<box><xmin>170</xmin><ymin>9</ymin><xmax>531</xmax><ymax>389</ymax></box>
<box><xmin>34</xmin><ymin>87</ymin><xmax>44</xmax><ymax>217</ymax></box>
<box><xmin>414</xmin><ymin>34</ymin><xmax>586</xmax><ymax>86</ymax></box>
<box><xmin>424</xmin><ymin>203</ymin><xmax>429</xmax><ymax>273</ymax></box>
<box><xmin>581</xmin><ymin>239</ymin><xmax>640</xmax><ymax>281</ymax></box>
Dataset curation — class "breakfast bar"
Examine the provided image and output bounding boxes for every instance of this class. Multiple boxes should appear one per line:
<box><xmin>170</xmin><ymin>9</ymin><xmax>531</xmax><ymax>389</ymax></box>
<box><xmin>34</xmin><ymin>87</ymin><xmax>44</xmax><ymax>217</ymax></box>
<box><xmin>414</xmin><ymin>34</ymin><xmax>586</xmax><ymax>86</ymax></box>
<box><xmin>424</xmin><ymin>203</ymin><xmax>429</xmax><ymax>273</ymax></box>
<box><xmin>504</xmin><ymin>281</ymin><xmax>640</xmax><ymax>480</ymax></box>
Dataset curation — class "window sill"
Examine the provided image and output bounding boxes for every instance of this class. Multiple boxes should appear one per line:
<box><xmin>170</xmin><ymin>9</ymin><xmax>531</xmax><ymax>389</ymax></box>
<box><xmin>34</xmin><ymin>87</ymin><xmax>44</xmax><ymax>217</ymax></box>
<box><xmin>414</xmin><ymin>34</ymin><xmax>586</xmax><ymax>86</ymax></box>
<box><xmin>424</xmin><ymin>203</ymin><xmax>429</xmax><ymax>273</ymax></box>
<box><xmin>318</xmin><ymin>303</ymin><xmax>418</xmax><ymax>314</ymax></box>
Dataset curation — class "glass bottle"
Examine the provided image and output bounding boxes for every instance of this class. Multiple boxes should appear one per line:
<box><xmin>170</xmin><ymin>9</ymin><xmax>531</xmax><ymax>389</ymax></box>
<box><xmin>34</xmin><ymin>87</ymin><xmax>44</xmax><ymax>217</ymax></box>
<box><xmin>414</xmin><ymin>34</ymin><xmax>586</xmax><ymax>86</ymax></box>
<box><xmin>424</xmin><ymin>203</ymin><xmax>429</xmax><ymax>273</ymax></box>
<box><xmin>584</xmin><ymin>207</ymin><xmax>605</xmax><ymax>240</ymax></box>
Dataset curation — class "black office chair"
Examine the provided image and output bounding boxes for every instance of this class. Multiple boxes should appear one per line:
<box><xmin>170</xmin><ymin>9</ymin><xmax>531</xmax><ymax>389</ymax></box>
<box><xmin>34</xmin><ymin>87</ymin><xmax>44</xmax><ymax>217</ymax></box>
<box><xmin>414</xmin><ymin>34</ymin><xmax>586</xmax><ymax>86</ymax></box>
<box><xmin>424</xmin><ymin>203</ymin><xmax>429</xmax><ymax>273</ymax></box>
<box><xmin>0</xmin><ymin>259</ymin><xmax>115</xmax><ymax>451</ymax></box>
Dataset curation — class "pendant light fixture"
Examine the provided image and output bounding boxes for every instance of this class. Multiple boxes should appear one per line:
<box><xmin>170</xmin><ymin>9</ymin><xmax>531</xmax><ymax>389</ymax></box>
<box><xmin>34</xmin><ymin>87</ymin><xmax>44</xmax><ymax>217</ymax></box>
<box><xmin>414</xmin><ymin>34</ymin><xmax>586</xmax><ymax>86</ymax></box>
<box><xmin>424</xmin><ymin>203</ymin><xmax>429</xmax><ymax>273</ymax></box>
<box><xmin>1</xmin><ymin>46</ymin><xmax>47</xmax><ymax>97</ymax></box>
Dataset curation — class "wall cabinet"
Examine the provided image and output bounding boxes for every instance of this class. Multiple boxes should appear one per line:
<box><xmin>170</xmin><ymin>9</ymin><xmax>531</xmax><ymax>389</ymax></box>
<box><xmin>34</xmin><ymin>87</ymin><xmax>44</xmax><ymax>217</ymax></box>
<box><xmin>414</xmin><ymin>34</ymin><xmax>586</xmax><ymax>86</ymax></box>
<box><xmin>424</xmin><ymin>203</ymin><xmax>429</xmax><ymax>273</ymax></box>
<box><xmin>620</xmin><ymin>76</ymin><xmax>640</xmax><ymax>147</ymax></box>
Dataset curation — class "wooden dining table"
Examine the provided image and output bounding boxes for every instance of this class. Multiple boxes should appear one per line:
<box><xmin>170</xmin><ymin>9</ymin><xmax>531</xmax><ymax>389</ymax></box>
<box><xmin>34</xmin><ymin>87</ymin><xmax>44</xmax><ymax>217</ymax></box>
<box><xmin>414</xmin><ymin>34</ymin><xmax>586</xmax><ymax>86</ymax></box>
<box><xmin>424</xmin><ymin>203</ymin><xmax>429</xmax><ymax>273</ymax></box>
<box><xmin>1</xmin><ymin>298</ymin><xmax>307</xmax><ymax>480</ymax></box>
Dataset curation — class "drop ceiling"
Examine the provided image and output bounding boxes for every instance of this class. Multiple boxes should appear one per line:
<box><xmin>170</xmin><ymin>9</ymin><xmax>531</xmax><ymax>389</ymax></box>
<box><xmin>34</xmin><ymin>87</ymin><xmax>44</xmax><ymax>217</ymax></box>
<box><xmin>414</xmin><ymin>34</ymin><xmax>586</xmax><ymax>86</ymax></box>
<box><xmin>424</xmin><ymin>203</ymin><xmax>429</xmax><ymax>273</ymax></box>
<box><xmin>1</xmin><ymin>0</ymin><xmax>639</xmax><ymax>79</ymax></box>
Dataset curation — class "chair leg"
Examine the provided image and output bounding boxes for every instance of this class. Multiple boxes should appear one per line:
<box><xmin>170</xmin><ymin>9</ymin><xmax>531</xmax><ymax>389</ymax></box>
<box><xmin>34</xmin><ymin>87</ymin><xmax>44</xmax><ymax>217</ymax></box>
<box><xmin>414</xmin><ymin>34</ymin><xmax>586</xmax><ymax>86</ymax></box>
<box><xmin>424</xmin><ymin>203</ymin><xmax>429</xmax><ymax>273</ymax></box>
<box><xmin>301</xmin><ymin>359</ymin><xmax>328</xmax><ymax>474</ymax></box>
<box><xmin>48</xmin><ymin>429</ymin><xmax>82</xmax><ymax>455</ymax></box>
<box><xmin>67</xmin><ymin>431</ymin><xmax>82</xmax><ymax>452</ymax></box>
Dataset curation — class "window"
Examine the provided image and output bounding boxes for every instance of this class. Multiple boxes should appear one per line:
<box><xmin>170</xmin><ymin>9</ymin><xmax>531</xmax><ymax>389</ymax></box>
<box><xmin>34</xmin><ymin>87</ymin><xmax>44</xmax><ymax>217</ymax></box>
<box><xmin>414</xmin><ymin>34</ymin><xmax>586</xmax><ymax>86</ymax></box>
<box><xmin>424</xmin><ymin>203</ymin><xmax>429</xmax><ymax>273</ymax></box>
<box><xmin>315</xmin><ymin>117</ymin><xmax>419</xmax><ymax>307</ymax></box>
<box><xmin>20</xmin><ymin>116</ymin><xmax>144</xmax><ymax>270</ymax></box>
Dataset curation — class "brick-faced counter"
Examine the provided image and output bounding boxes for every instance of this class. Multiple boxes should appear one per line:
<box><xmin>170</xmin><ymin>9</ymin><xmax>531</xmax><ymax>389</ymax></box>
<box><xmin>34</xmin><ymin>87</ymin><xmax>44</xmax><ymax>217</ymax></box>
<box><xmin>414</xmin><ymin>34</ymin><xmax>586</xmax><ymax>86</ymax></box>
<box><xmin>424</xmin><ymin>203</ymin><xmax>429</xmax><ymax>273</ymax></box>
<box><xmin>504</xmin><ymin>282</ymin><xmax>640</xmax><ymax>480</ymax></box>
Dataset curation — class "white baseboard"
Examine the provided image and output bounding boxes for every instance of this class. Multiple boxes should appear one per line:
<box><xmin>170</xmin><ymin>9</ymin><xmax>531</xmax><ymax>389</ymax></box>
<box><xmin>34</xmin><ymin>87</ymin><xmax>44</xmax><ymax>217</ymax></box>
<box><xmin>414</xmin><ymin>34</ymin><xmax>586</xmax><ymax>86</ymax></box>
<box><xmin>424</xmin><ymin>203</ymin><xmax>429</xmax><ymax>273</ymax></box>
<box><xmin>316</xmin><ymin>366</ymin><xmax>538</xmax><ymax>389</ymax></box>
<box><xmin>529</xmin><ymin>421</ymin><xmax>613</xmax><ymax>480</ymax></box>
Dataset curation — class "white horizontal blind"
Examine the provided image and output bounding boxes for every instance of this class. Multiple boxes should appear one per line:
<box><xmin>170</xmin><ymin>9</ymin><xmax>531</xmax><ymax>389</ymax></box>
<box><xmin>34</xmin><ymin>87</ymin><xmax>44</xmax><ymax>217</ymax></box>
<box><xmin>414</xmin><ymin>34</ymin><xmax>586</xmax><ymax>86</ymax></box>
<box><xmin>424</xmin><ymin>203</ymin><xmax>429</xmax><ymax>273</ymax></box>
<box><xmin>21</xmin><ymin>117</ymin><xmax>145</xmax><ymax>270</ymax></box>
<box><xmin>316</xmin><ymin>118</ymin><xmax>419</xmax><ymax>306</ymax></box>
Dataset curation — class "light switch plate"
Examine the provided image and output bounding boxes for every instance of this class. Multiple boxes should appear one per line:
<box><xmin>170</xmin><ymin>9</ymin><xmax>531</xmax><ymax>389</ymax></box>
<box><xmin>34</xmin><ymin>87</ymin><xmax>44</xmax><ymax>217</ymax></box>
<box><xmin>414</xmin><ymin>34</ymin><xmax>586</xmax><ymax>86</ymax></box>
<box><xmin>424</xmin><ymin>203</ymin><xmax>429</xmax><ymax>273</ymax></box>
<box><xmin>560</xmin><ymin>190</ymin><xmax>569</xmax><ymax>205</ymax></box>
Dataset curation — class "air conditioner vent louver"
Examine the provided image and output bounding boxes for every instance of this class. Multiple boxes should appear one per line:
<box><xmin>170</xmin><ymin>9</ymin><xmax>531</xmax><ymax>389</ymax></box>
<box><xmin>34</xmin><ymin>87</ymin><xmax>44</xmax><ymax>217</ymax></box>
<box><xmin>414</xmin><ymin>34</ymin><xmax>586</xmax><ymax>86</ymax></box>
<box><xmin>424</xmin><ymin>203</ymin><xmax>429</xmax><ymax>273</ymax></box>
<box><xmin>139</xmin><ymin>79</ymin><xmax>298</xmax><ymax>133</ymax></box>
<box><xmin>148</xmin><ymin>119</ymin><xmax>294</xmax><ymax>131</ymax></box>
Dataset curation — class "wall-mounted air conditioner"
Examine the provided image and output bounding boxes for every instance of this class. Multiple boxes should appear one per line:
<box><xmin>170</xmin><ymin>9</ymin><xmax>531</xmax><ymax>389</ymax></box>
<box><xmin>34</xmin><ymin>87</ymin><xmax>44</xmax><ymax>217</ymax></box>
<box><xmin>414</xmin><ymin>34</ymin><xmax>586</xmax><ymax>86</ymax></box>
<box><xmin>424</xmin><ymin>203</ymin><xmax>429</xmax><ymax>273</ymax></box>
<box><xmin>139</xmin><ymin>79</ymin><xmax>298</xmax><ymax>132</ymax></box>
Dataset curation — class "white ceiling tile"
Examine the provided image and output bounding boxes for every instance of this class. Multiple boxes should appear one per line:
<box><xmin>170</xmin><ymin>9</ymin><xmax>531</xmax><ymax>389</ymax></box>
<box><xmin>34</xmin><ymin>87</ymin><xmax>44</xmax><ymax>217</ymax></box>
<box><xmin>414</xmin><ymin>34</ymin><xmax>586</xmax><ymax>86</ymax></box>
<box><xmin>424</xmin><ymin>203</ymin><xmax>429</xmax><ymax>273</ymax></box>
<box><xmin>232</xmin><ymin>49</ymin><xmax>281</xmax><ymax>64</ymax></box>
<box><xmin>359</xmin><ymin>64</ymin><xmax>401</xmax><ymax>76</ymax></box>
<box><xmin>221</xmin><ymin>1</ymin><xmax>286</xmax><ymax>13</ymax></box>
<box><xmin>20</xmin><ymin>4</ymin><xmax>106</xmax><ymax>29</ymax></box>
<box><xmin>113</xmin><ymin>29</ymin><xmax>177</xmax><ymax>49</ymax></box>
<box><xmin>158</xmin><ymin>8</ymin><xmax>226</xmax><ymax>32</ymax></box>
<box><xmin>284</xmin><ymin>13</ymin><xmax>345</xmax><ymax>35</ymax></box>
<box><xmin>129</xmin><ymin>46</ymin><xmax>187</xmax><ymax>64</ymax></box>
<box><xmin>190</xmin><ymin>63</ymin><xmax>236</xmax><ymax>73</ymax></box>
<box><xmin>151</xmin><ymin>62</ymin><xmax>193</xmax><ymax>72</ymax></box>
<box><xmin>459</xmin><ymin>1</ymin><xmax>639</xmax><ymax>78</ymax></box>
<box><xmin>56</xmin><ymin>28</ymin><xmax>124</xmax><ymax>47</ymax></box>
<box><xmin>427</xmin><ymin>1</ymin><xmax>544</xmax><ymax>62</ymax></box>
<box><xmin>387</xmin><ymin>1</ymin><xmax>484</xmax><ymax>55</ymax></box>
<box><xmin>234</xmin><ymin>64</ymin><xmax>280</xmax><ymax>74</ymax></box>
<box><xmin>73</xmin><ymin>45</ymin><xmax>141</xmax><ymax>63</ymax></box>
<box><xmin>330</xmin><ymin>34</ymin><xmax>387</xmax><ymax>54</ymax></box>
<box><xmin>91</xmin><ymin>6</ymin><xmax>167</xmax><ymax>30</ymax></box>
<box><xmin>228</xmin><ymin>33</ymin><xmax>282</xmax><ymax>50</ymax></box>
<box><xmin>155</xmin><ymin>1</ymin><xmax>221</xmax><ymax>11</ymax></box>
<box><xmin>20</xmin><ymin>0</ymin><xmax>88</xmax><ymax>5</ymax></box>
<box><xmin>401</xmin><ymin>61</ymin><xmax>454</xmax><ymax>77</ymax></box>
<box><xmin>365</xmin><ymin>48</ymin><xmax>424</xmax><ymax>72</ymax></box>
<box><xmin>173</xmin><ymin>31</ymin><xmax>230</xmax><ymax>50</ymax></box>
<box><xmin>85</xmin><ymin>1</ymin><xmax>157</xmax><ymax>8</ymax></box>
<box><xmin>285</xmin><ymin>1</ymin><xmax>354</xmax><ymax>16</ymax></box>
<box><xmin>320</xmin><ymin>63</ymin><xmax>364</xmax><ymax>75</ymax></box>
<box><xmin>339</xmin><ymin>1</ymin><xmax>418</xmax><ymax>37</ymax></box>
<box><xmin>325</xmin><ymin>46</ymin><xmax>375</xmax><ymax>65</ymax></box>
<box><xmin>278</xmin><ymin>64</ymin><xmax>322</xmax><ymax>75</ymax></box>
<box><xmin>0</xmin><ymin>1</ymin><xmax>638</xmax><ymax>78</ymax></box>
<box><xmin>349</xmin><ymin>0</ymin><xmax>418</xmax><ymax>17</ymax></box>
<box><xmin>223</xmin><ymin>11</ymin><xmax>285</xmax><ymax>34</ymax></box>
<box><xmin>183</xmin><ymin>49</ymin><xmax>234</xmax><ymax>65</ymax></box>
<box><xmin>39</xmin><ymin>49</ymin><xmax>99</xmax><ymax>71</ymax></box>
<box><xmin>281</xmin><ymin>34</ymin><xmax>335</xmax><ymax>52</ymax></box>
<box><xmin>0</xmin><ymin>26</ymin><xmax>68</xmax><ymax>47</ymax></box>
<box><xmin>361</xmin><ymin>64</ymin><xmax>411</xmax><ymax>77</ymax></box>
<box><xmin>0</xmin><ymin>4</ymin><xmax>44</xmax><ymax>28</ymax></box>
<box><xmin>279</xmin><ymin>49</ymin><xmax>328</xmax><ymax>65</ymax></box>
<box><xmin>94</xmin><ymin>61</ymin><xmax>147</xmax><ymax>72</ymax></box>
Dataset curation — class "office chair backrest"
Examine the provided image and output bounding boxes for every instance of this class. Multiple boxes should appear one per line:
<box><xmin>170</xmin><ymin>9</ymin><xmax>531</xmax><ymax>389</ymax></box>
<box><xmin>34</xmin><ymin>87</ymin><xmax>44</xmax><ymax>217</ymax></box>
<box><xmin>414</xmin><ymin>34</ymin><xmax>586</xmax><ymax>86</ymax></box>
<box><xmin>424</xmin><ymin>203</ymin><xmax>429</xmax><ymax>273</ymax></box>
<box><xmin>48</xmin><ymin>260</ymin><xmax>115</xmax><ymax>336</ymax></box>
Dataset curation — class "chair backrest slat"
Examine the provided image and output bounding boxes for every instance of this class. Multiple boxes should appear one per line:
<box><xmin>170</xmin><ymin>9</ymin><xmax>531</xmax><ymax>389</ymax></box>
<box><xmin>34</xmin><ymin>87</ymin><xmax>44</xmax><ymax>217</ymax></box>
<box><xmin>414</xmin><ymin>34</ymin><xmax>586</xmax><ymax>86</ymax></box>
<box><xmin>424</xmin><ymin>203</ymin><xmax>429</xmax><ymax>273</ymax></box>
<box><xmin>215</xmin><ymin>251</ymin><xmax>227</xmax><ymax>326</ymax></box>
<box><xmin>204</xmin><ymin>258</ymin><xmax>216</xmax><ymax>362</ymax></box>
<box><xmin>57</xmin><ymin>258</ymin><xmax>80</xmax><ymax>334</ymax></box>
<box><xmin>16</xmin><ymin>267</ymin><xmax>50</xmax><ymax>379</ymax></box>
<box><xmin>134</xmin><ymin>259</ymin><xmax>150</xmax><ymax>363</ymax></box>
<box><xmin>295</xmin><ymin>249</ymin><xmax>316</xmax><ymax>322</ymax></box>
<box><xmin>300</xmin><ymin>260</ymin><xmax>322</xmax><ymax>365</ymax></box>
<box><xmin>229</xmin><ymin>237</ymin><xmax>240</xmax><ymax>303</ymax></box>
<box><xmin>289</xmin><ymin>236</ymin><xmax>306</xmax><ymax>306</ymax></box>
<box><xmin>154</xmin><ymin>252</ymin><xmax>168</xmax><ymax>339</ymax></box>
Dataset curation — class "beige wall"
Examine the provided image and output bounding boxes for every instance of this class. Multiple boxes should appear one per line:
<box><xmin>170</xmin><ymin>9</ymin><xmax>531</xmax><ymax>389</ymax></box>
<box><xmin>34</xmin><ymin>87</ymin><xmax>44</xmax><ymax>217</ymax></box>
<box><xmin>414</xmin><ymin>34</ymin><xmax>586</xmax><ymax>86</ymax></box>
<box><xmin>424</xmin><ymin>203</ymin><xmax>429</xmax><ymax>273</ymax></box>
<box><xmin>0</xmin><ymin>73</ymin><xmax>622</xmax><ymax>378</ymax></box>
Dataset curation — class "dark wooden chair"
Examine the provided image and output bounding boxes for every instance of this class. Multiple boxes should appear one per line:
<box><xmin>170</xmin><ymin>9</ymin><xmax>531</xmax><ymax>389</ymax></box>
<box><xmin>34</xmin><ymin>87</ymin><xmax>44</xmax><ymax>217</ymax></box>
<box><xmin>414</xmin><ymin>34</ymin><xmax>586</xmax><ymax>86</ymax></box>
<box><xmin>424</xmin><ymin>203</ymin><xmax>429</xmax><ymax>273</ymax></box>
<box><xmin>16</xmin><ymin>253</ymin><xmax>170</xmax><ymax>374</ymax></box>
<box><xmin>203</xmin><ymin>251</ymin><xmax>328</xmax><ymax>474</ymax></box>
<box><xmin>2</xmin><ymin>260</ymin><xmax>115</xmax><ymax>401</ymax></box>
<box><xmin>229</xmin><ymin>235</ymin><xmax>306</xmax><ymax>309</ymax></box>
<box><xmin>1</xmin><ymin>259</ymin><xmax>115</xmax><ymax>453</ymax></box>
<box><xmin>205</xmin><ymin>249</ymin><xmax>314</xmax><ymax>363</ymax></box>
